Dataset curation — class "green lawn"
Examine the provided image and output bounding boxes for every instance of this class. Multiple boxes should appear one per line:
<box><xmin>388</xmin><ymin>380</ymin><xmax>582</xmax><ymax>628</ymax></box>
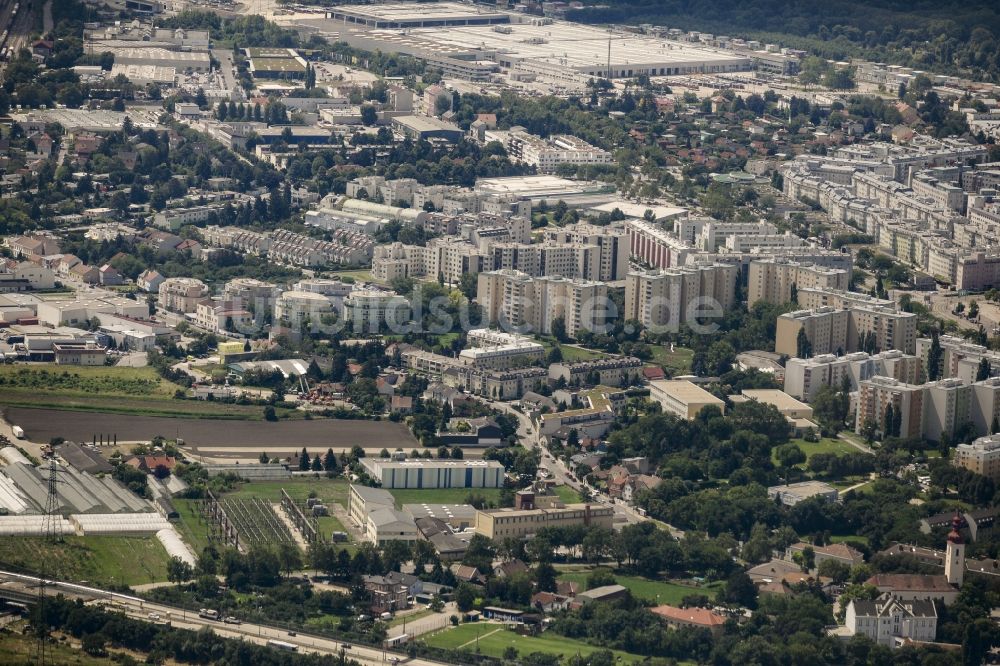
<box><xmin>829</xmin><ymin>534</ymin><xmax>869</xmax><ymax>546</ymax></box>
<box><xmin>537</xmin><ymin>339</ymin><xmax>607</xmax><ymax>362</ymax></box>
<box><xmin>647</xmin><ymin>345</ymin><xmax>694</xmax><ymax>374</ymax></box>
<box><xmin>0</xmin><ymin>624</ymin><xmax>116</xmax><ymax>665</ymax></box>
<box><xmin>174</xmin><ymin>498</ymin><xmax>214</xmax><ymax>555</ymax></box>
<box><xmin>0</xmin><ymin>536</ymin><xmax>172</xmax><ymax>586</ymax></box>
<box><xmin>0</xmin><ymin>364</ymin><xmax>297</xmax><ymax>420</ymax></box>
<box><xmin>552</xmin><ymin>485</ymin><xmax>582</xmax><ymax>504</ymax></box>
<box><xmin>324</xmin><ymin>269</ymin><xmax>375</xmax><ymax>284</ymax></box>
<box><xmin>389</xmin><ymin>487</ymin><xmax>503</xmax><ymax>508</ymax></box>
<box><xmin>558</xmin><ymin>568</ymin><xmax>723</xmax><ymax>605</ymax></box>
<box><xmin>772</xmin><ymin>437</ymin><xmax>862</xmax><ymax>466</ymax></box>
<box><xmin>223</xmin><ymin>478</ymin><xmax>351</xmax><ymax>508</ymax></box>
<box><xmin>424</xmin><ymin>625</ymin><xmax>648</xmax><ymax>664</ymax></box>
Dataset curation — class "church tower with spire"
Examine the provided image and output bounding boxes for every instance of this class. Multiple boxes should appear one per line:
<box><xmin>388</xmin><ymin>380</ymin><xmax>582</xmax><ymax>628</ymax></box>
<box><xmin>945</xmin><ymin>513</ymin><xmax>965</xmax><ymax>586</ymax></box>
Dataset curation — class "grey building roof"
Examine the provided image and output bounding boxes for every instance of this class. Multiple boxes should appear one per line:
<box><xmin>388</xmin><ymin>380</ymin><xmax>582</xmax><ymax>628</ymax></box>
<box><xmin>352</xmin><ymin>485</ymin><xmax>395</xmax><ymax>505</ymax></box>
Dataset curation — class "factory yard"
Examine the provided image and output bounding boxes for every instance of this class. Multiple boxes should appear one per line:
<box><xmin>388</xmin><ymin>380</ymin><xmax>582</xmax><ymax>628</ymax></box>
<box><xmin>3</xmin><ymin>407</ymin><xmax>419</xmax><ymax>449</ymax></box>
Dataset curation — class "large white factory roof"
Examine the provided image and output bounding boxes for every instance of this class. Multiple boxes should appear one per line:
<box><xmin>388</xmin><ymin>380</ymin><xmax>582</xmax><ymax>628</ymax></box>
<box><xmin>329</xmin><ymin>2</ymin><xmax>509</xmax><ymax>27</ymax></box>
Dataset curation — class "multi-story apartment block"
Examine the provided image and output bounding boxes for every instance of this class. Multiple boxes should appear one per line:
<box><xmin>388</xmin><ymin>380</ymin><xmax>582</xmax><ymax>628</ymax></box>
<box><xmin>972</xmin><ymin>377</ymin><xmax>1000</xmax><ymax>436</ymax></box>
<box><xmin>955</xmin><ymin>434</ymin><xmax>1000</xmax><ymax>480</ymax></box>
<box><xmin>544</xmin><ymin>223</ymin><xmax>629</xmax><ymax>281</ymax></box>
<box><xmin>624</xmin><ymin>219</ymin><xmax>695</xmax><ymax>269</ymax></box>
<box><xmin>795</xmin><ymin>288</ymin><xmax>893</xmax><ymax>312</ymax></box>
<box><xmin>273</xmin><ymin>290</ymin><xmax>334</xmax><ymax>328</ymax></box>
<box><xmin>548</xmin><ymin>357</ymin><xmax>643</xmax><ymax>388</ymax></box>
<box><xmin>372</xmin><ymin>240</ymin><xmax>492</xmax><ymax>285</ymax></box>
<box><xmin>776</xmin><ymin>303</ymin><xmax>917</xmax><ymax>357</ymax></box>
<box><xmin>158</xmin><ymin>277</ymin><xmax>209</xmax><ymax>313</ymax></box>
<box><xmin>748</xmin><ymin>258</ymin><xmax>850</xmax><ymax>306</ymax></box>
<box><xmin>223</xmin><ymin>278</ymin><xmax>281</xmax><ymax>320</ymax></box>
<box><xmin>344</xmin><ymin>290</ymin><xmax>412</xmax><ymax>333</ymax></box>
<box><xmin>923</xmin><ymin>378</ymin><xmax>972</xmax><ymax>443</ymax></box>
<box><xmin>623</xmin><ymin>264</ymin><xmax>738</xmax><ymax>332</ymax></box>
<box><xmin>194</xmin><ymin>299</ymin><xmax>254</xmax><ymax>334</ymax></box>
<box><xmin>476</xmin><ymin>270</ymin><xmax>609</xmax><ymax>338</ymax></box>
<box><xmin>457</xmin><ymin>329</ymin><xmax>545</xmax><ymax>369</ymax></box>
<box><xmin>955</xmin><ymin>252</ymin><xmax>1000</xmax><ymax>291</ymax></box>
<box><xmin>488</xmin><ymin>241</ymin><xmax>601</xmax><ymax>281</ymax></box>
<box><xmin>784</xmin><ymin>351</ymin><xmax>921</xmax><ymax>402</ymax></box>
<box><xmin>152</xmin><ymin>203</ymin><xmax>228</xmax><ymax>232</ymax></box>
<box><xmin>855</xmin><ymin>376</ymin><xmax>925</xmax><ymax>439</ymax></box>
<box><xmin>499</xmin><ymin>130</ymin><xmax>613</xmax><ymax>173</ymax></box>
<box><xmin>672</xmin><ymin>218</ymin><xmax>778</xmax><ymax>251</ymax></box>
<box><xmin>916</xmin><ymin>334</ymin><xmax>1000</xmax><ymax>384</ymax></box>
<box><xmin>776</xmin><ymin>308</ymin><xmax>850</xmax><ymax>358</ymax></box>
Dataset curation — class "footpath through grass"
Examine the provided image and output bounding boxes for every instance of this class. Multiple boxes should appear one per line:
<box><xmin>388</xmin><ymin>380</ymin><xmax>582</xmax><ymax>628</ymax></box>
<box><xmin>0</xmin><ymin>536</ymin><xmax>172</xmax><ymax>586</ymax></box>
<box><xmin>424</xmin><ymin>624</ymin><xmax>647</xmax><ymax>664</ymax></box>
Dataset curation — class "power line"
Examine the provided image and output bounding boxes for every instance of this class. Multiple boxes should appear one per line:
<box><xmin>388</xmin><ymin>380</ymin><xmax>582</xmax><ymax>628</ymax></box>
<box><xmin>36</xmin><ymin>459</ymin><xmax>67</xmax><ymax>666</ymax></box>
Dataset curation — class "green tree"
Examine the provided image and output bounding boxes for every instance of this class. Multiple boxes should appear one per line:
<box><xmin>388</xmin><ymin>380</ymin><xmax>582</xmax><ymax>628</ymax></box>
<box><xmin>927</xmin><ymin>331</ymin><xmax>942</xmax><ymax>381</ymax></box>
<box><xmin>722</xmin><ymin>570</ymin><xmax>758</xmax><ymax>609</ymax></box>
<box><xmin>796</xmin><ymin>327</ymin><xmax>812</xmax><ymax>359</ymax></box>
<box><xmin>534</xmin><ymin>562</ymin><xmax>557</xmax><ymax>592</ymax></box>
<box><xmin>775</xmin><ymin>443</ymin><xmax>806</xmax><ymax>468</ymax></box>
<box><xmin>167</xmin><ymin>556</ymin><xmax>193</xmax><ymax>586</ymax></box>
<box><xmin>551</xmin><ymin>317</ymin><xmax>568</xmax><ymax>343</ymax></box>
<box><xmin>455</xmin><ymin>582</ymin><xmax>476</xmax><ymax>612</ymax></box>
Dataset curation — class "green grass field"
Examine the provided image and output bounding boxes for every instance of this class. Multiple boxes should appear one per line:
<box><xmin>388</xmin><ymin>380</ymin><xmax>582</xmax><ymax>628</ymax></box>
<box><xmin>324</xmin><ymin>269</ymin><xmax>375</xmax><ymax>284</ymax></box>
<box><xmin>389</xmin><ymin>487</ymin><xmax>503</xmax><ymax>508</ymax></box>
<box><xmin>423</xmin><ymin>625</ymin><xmax>647</xmax><ymax>664</ymax></box>
<box><xmin>174</xmin><ymin>498</ymin><xmax>214</xmax><ymax>555</ymax></box>
<box><xmin>647</xmin><ymin>345</ymin><xmax>694</xmax><ymax>374</ymax></box>
<box><xmin>771</xmin><ymin>437</ymin><xmax>862</xmax><ymax>467</ymax></box>
<box><xmin>552</xmin><ymin>485</ymin><xmax>582</xmax><ymax>504</ymax></box>
<box><xmin>537</xmin><ymin>339</ymin><xmax>607</xmax><ymax>362</ymax></box>
<box><xmin>224</xmin><ymin>478</ymin><xmax>351</xmax><ymax>508</ymax></box>
<box><xmin>558</xmin><ymin>569</ymin><xmax>722</xmax><ymax>605</ymax></box>
<box><xmin>0</xmin><ymin>364</ymin><xmax>295</xmax><ymax>420</ymax></box>
<box><xmin>0</xmin><ymin>625</ymin><xmax>116</xmax><ymax>665</ymax></box>
<box><xmin>0</xmin><ymin>536</ymin><xmax>172</xmax><ymax>586</ymax></box>
<box><xmin>829</xmin><ymin>534</ymin><xmax>869</xmax><ymax>546</ymax></box>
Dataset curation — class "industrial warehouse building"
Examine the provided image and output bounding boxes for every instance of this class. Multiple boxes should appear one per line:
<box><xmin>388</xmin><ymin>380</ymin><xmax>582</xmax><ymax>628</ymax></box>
<box><xmin>246</xmin><ymin>47</ymin><xmax>308</xmax><ymax>79</ymax></box>
<box><xmin>310</xmin><ymin>3</ymin><xmax>750</xmax><ymax>83</ymax></box>
<box><xmin>359</xmin><ymin>458</ymin><xmax>505</xmax><ymax>489</ymax></box>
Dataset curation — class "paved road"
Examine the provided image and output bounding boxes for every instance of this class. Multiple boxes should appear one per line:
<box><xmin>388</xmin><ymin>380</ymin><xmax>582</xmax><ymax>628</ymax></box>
<box><xmin>387</xmin><ymin>602</ymin><xmax>455</xmax><ymax>639</ymax></box>
<box><xmin>211</xmin><ymin>48</ymin><xmax>244</xmax><ymax>102</ymax></box>
<box><xmin>480</xmin><ymin>398</ymin><xmax>647</xmax><ymax>528</ymax></box>
<box><xmin>0</xmin><ymin>570</ymin><xmax>446</xmax><ymax>666</ymax></box>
